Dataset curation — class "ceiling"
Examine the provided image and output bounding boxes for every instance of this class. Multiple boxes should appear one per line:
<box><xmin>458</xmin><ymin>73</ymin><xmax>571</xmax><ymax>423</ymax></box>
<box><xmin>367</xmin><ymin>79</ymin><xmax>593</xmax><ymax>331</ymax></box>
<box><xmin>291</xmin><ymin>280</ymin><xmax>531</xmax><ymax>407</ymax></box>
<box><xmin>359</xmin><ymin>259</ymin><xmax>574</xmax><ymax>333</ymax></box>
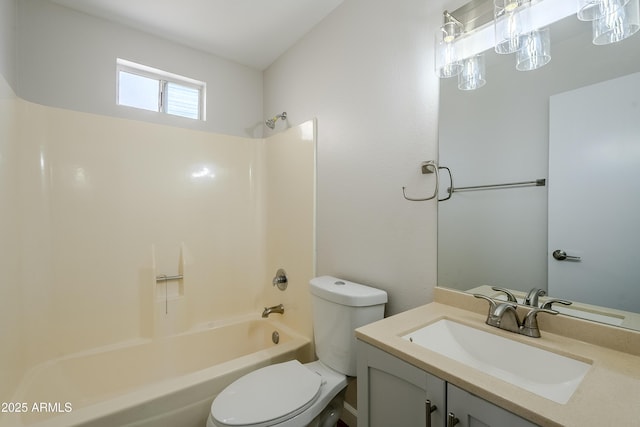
<box><xmin>51</xmin><ymin>0</ymin><xmax>344</xmax><ymax>70</ymax></box>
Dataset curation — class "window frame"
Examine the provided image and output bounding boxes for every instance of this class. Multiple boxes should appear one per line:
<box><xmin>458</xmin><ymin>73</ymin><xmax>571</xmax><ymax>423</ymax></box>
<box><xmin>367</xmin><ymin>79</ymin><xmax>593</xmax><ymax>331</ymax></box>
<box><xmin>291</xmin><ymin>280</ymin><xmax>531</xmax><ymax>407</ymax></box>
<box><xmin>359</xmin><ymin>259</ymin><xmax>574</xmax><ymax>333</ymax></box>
<box><xmin>116</xmin><ymin>58</ymin><xmax>206</xmax><ymax>121</ymax></box>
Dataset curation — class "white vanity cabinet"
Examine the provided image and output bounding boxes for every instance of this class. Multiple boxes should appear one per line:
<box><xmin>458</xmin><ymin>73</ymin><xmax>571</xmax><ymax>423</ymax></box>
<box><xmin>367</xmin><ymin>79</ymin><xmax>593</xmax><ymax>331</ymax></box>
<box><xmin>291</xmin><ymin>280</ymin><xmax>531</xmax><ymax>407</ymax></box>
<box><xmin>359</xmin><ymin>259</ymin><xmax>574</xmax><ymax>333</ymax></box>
<box><xmin>357</xmin><ymin>340</ymin><xmax>538</xmax><ymax>427</ymax></box>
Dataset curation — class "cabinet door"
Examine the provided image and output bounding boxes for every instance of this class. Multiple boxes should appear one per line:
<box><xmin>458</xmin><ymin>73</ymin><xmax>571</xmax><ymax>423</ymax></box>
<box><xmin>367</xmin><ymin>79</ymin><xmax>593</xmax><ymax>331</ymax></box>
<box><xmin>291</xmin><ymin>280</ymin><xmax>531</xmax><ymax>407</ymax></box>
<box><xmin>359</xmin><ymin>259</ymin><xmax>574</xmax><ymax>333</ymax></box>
<box><xmin>357</xmin><ymin>340</ymin><xmax>446</xmax><ymax>427</ymax></box>
<box><xmin>446</xmin><ymin>384</ymin><xmax>538</xmax><ymax>427</ymax></box>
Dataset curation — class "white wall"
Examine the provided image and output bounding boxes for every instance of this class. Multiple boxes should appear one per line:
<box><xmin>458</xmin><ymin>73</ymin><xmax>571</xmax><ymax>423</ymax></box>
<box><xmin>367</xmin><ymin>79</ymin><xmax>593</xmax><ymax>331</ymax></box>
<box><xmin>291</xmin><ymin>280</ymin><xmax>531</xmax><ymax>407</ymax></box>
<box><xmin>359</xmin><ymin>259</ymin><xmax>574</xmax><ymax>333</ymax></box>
<box><xmin>16</xmin><ymin>0</ymin><xmax>263</xmax><ymax>138</ymax></box>
<box><xmin>264</xmin><ymin>0</ymin><xmax>447</xmax><ymax>315</ymax></box>
<box><xmin>0</xmin><ymin>0</ymin><xmax>15</xmax><ymax>89</ymax></box>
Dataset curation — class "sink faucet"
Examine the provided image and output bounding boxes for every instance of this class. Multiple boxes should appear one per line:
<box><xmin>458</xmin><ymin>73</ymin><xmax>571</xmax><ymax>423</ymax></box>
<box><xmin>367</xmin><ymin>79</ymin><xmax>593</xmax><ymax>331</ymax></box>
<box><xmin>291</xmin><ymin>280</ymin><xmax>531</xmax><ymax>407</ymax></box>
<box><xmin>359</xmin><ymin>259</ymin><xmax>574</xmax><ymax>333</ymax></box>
<box><xmin>520</xmin><ymin>308</ymin><xmax>558</xmax><ymax>337</ymax></box>
<box><xmin>474</xmin><ymin>294</ymin><xmax>520</xmax><ymax>333</ymax></box>
<box><xmin>523</xmin><ymin>288</ymin><xmax>546</xmax><ymax>307</ymax></box>
<box><xmin>493</xmin><ymin>303</ymin><xmax>521</xmax><ymax>333</ymax></box>
<box><xmin>262</xmin><ymin>304</ymin><xmax>285</xmax><ymax>318</ymax></box>
<box><xmin>474</xmin><ymin>294</ymin><xmax>558</xmax><ymax>338</ymax></box>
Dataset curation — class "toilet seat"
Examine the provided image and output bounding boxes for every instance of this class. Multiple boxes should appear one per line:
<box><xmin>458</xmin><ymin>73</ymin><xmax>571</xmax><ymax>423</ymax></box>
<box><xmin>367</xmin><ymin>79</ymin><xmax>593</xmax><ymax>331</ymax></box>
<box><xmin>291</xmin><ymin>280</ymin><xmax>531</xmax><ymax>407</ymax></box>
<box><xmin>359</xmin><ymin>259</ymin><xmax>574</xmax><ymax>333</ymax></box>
<box><xmin>211</xmin><ymin>360</ymin><xmax>323</xmax><ymax>427</ymax></box>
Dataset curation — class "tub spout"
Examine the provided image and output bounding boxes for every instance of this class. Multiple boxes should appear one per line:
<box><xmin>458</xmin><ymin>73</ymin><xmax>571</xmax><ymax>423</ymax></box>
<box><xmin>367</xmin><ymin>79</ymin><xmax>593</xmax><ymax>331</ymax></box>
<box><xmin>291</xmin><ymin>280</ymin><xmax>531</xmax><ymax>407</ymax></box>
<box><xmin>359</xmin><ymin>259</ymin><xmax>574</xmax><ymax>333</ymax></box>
<box><xmin>262</xmin><ymin>304</ymin><xmax>285</xmax><ymax>318</ymax></box>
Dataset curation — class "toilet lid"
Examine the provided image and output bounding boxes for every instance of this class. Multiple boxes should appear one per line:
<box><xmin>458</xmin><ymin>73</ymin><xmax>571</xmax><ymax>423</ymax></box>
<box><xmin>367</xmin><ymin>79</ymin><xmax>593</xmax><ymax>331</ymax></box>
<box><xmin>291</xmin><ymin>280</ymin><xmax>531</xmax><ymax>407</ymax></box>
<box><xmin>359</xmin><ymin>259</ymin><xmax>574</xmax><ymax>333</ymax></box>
<box><xmin>211</xmin><ymin>360</ymin><xmax>322</xmax><ymax>426</ymax></box>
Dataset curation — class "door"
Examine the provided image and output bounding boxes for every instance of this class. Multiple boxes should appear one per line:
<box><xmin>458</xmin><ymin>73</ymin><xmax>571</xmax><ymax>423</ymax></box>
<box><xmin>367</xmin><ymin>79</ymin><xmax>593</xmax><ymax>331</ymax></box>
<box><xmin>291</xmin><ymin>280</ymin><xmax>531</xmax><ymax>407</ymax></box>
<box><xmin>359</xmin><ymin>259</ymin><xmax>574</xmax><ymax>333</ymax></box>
<box><xmin>548</xmin><ymin>72</ymin><xmax>640</xmax><ymax>312</ymax></box>
<box><xmin>357</xmin><ymin>340</ymin><xmax>446</xmax><ymax>427</ymax></box>
<box><xmin>446</xmin><ymin>384</ymin><xmax>537</xmax><ymax>427</ymax></box>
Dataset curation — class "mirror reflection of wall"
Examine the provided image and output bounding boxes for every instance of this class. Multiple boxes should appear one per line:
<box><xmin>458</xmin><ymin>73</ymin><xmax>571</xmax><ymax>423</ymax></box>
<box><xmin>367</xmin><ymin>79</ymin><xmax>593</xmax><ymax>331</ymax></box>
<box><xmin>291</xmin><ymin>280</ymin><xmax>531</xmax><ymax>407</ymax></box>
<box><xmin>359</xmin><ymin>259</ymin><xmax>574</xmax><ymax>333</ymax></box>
<box><xmin>437</xmin><ymin>14</ymin><xmax>640</xmax><ymax>327</ymax></box>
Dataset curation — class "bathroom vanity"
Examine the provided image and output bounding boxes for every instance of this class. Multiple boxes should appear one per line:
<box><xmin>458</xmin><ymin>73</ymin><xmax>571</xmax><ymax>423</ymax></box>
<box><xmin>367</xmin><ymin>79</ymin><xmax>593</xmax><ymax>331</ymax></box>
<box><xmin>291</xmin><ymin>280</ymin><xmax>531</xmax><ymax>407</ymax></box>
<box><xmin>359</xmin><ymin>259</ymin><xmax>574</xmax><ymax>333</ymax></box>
<box><xmin>357</xmin><ymin>340</ymin><xmax>535</xmax><ymax>426</ymax></box>
<box><xmin>356</xmin><ymin>288</ymin><xmax>640</xmax><ymax>426</ymax></box>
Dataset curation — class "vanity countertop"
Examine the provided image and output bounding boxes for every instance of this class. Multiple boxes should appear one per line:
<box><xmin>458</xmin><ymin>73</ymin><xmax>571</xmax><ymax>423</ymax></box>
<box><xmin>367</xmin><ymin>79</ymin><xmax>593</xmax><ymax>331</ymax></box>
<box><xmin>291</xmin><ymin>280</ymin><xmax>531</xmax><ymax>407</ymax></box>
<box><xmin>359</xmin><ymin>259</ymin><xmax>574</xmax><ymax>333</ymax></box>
<box><xmin>355</xmin><ymin>288</ymin><xmax>640</xmax><ymax>427</ymax></box>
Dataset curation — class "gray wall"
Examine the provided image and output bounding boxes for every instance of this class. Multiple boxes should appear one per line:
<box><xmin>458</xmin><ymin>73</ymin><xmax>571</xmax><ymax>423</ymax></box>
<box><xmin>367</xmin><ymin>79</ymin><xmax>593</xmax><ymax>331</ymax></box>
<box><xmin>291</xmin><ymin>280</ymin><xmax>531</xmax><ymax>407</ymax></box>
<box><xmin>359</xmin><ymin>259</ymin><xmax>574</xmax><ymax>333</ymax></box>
<box><xmin>0</xmin><ymin>0</ymin><xmax>15</xmax><ymax>89</ymax></box>
<box><xmin>16</xmin><ymin>0</ymin><xmax>263</xmax><ymax>138</ymax></box>
<box><xmin>264</xmin><ymin>0</ymin><xmax>448</xmax><ymax>315</ymax></box>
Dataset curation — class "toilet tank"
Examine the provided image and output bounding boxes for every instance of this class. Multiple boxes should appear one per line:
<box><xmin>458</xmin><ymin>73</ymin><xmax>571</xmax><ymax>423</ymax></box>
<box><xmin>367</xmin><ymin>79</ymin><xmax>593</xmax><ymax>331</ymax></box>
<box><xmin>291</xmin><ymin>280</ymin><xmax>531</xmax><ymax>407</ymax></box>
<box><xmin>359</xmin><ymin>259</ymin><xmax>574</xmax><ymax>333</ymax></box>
<box><xmin>309</xmin><ymin>276</ymin><xmax>387</xmax><ymax>376</ymax></box>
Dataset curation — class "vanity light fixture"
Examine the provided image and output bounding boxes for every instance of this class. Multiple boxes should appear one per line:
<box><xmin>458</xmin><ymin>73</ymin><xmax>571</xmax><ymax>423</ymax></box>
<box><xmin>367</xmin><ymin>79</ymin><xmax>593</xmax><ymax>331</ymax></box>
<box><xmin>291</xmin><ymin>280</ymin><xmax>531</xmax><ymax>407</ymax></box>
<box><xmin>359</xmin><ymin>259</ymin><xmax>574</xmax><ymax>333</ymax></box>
<box><xmin>577</xmin><ymin>0</ymin><xmax>629</xmax><ymax>21</ymax></box>
<box><xmin>458</xmin><ymin>54</ymin><xmax>487</xmax><ymax>89</ymax></box>
<box><xmin>435</xmin><ymin>0</ymin><xmax>640</xmax><ymax>91</ymax></box>
<box><xmin>435</xmin><ymin>12</ymin><xmax>464</xmax><ymax>78</ymax></box>
<box><xmin>494</xmin><ymin>0</ymin><xmax>531</xmax><ymax>54</ymax></box>
<box><xmin>592</xmin><ymin>0</ymin><xmax>640</xmax><ymax>44</ymax></box>
<box><xmin>516</xmin><ymin>27</ymin><xmax>551</xmax><ymax>71</ymax></box>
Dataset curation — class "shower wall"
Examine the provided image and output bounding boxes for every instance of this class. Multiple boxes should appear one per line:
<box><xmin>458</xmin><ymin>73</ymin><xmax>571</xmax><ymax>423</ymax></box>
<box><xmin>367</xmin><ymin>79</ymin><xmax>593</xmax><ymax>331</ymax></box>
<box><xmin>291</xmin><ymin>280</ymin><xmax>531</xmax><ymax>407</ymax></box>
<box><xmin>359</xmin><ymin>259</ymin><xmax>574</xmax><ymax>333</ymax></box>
<box><xmin>263</xmin><ymin>120</ymin><xmax>316</xmax><ymax>344</ymax></box>
<box><xmin>0</xmin><ymin>73</ymin><xmax>22</xmax><ymax>404</ymax></box>
<box><xmin>18</xmin><ymin>101</ymin><xmax>266</xmax><ymax>366</ymax></box>
<box><xmin>1</xmin><ymin>97</ymin><xmax>315</xmax><ymax>403</ymax></box>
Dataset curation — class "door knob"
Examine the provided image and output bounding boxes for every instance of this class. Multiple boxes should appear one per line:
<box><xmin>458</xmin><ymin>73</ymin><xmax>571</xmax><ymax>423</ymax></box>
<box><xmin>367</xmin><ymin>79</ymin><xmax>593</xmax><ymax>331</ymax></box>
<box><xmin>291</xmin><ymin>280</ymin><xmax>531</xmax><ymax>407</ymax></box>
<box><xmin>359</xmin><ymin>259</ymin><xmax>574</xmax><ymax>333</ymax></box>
<box><xmin>552</xmin><ymin>249</ymin><xmax>581</xmax><ymax>262</ymax></box>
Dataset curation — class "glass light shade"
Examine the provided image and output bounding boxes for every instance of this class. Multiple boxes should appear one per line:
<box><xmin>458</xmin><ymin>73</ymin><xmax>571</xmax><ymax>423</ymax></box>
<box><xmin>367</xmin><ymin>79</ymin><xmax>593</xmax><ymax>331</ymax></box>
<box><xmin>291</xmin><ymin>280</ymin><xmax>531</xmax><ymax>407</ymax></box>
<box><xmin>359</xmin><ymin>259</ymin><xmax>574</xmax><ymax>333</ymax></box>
<box><xmin>592</xmin><ymin>0</ymin><xmax>640</xmax><ymax>44</ymax></box>
<box><xmin>458</xmin><ymin>54</ymin><xmax>486</xmax><ymax>90</ymax></box>
<box><xmin>516</xmin><ymin>28</ymin><xmax>551</xmax><ymax>71</ymax></box>
<box><xmin>435</xmin><ymin>21</ymin><xmax>463</xmax><ymax>78</ymax></box>
<box><xmin>578</xmin><ymin>0</ymin><xmax>630</xmax><ymax>21</ymax></box>
<box><xmin>494</xmin><ymin>0</ymin><xmax>530</xmax><ymax>54</ymax></box>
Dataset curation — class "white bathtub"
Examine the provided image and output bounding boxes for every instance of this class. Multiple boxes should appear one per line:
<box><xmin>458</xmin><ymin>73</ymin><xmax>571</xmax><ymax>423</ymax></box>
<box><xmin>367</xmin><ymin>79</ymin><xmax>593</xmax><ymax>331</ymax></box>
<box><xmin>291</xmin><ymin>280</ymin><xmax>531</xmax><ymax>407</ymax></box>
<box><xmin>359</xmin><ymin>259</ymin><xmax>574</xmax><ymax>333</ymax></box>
<box><xmin>1</xmin><ymin>317</ymin><xmax>310</xmax><ymax>427</ymax></box>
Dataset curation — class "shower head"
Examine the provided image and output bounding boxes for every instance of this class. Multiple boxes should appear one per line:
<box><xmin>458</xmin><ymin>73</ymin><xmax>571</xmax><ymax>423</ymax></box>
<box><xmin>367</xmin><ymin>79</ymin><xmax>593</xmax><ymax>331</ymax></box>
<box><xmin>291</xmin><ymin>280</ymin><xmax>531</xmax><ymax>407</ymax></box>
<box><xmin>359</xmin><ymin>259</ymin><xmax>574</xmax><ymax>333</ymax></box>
<box><xmin>265</xmin><ymin>112</ymin><xmax>287</xmax><ymax>129</ymax></box>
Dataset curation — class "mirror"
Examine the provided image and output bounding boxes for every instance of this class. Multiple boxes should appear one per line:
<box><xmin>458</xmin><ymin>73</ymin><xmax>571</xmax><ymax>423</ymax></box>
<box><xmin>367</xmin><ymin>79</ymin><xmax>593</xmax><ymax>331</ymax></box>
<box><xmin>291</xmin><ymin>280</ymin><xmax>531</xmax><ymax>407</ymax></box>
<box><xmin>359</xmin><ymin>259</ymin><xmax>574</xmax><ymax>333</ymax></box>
<box><xmin>437</xmin><ymin>13</ymin><xmax>640</xmax><ymax>330</ymax></box>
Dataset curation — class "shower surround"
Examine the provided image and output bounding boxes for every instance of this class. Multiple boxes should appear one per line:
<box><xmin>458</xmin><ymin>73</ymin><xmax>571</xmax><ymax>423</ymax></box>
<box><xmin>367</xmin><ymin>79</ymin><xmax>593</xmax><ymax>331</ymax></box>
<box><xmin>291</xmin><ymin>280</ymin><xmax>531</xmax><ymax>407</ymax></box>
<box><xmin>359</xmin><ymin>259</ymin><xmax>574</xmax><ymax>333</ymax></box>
<box><xmin>0</xmin><ymin>85</ymin><xmax>316</xmax><ymax>425</ymax></box>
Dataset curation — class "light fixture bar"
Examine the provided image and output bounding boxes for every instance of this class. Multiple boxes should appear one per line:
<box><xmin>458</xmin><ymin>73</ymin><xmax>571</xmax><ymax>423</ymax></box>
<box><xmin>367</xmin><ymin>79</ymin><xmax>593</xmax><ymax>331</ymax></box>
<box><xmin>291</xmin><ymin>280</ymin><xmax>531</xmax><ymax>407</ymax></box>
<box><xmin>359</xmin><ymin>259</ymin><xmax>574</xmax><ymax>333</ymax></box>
<box><xmin>444</xmin><ymin>10</ymin><xmax>464</xmax><ymax>27</ymax></box>
<box><xmin>448</xmin><ymin>0</ymin><xmax>495</xmax><ymax>32</ymax></box>
<box><xmin>452</xmin><ymin>0</ymin><xmax>577</xmax><ymax>61</ymax></box>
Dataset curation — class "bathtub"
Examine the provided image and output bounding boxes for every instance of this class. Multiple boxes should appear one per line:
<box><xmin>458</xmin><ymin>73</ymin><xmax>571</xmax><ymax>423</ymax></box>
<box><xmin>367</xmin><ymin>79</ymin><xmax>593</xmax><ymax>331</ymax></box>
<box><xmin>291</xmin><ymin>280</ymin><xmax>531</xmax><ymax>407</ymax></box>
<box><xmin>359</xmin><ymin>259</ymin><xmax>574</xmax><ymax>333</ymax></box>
<box><xmin>1</xmin><ymin>316</ymin><xmax>310</xmax><ymax>427</ymax></box>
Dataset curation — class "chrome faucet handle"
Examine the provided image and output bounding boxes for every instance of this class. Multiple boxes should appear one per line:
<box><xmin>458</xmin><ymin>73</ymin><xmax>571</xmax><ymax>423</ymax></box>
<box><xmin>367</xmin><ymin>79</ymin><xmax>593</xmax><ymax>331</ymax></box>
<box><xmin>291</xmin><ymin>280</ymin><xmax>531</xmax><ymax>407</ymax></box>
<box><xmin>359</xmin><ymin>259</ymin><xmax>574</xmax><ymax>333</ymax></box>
<box><xmin>272</xmin><ymin>268</ymin><xmax>288</xmax><ymax>291</ymax></box>
<box><xmin>474</xmin><ymin>294</ymin><xmax>499</xmax><ymax>327</ymax></box>
<box><xmin>474</xmin><ymin>294</ymin><xmax>518</xmax><ymax>329</ymax></box>
<box><xmin>540</xmin><ymin>298</ymin><xmax>572</xmax><ymax>310</ymax></box>
<box><xmin>523</xmin><ymin>288</ymin><xmax>547</xmax><ymax>307</ymax></box>
<box><xmin>491</xmin><ymin>286</ymin><xmax>518</xmax><ymax>303</ymax></box>
<box><xmin>520</xmin><ymin>308</ymin><xmax>558</xmax><ymax>338</ymax></box>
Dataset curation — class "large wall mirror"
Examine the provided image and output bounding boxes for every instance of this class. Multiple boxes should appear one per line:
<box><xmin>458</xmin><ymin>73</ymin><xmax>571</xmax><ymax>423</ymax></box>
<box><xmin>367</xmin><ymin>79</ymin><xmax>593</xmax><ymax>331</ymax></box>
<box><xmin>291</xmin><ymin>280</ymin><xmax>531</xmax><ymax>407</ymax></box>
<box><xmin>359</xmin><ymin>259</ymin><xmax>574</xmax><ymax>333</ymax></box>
<box><xmin>438</xmin><ymin>11</ymin><xmax>640</xmax><ymax>330</ymax></box>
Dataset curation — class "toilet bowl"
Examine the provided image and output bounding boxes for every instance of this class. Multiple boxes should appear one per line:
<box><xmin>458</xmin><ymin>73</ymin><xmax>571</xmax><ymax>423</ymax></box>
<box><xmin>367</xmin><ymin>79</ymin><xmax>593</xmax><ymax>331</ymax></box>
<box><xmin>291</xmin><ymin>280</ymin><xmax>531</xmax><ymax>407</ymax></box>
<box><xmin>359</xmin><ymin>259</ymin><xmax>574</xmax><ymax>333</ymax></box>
<box><xmin>207</xmin><ymin>276</ymin><xmax>387</xmax><ymax>427</ymax></box>
<box><xmin>207</xmin><ymin>361</ymin><xmax>346</xmax><ymax>427</ymax></box>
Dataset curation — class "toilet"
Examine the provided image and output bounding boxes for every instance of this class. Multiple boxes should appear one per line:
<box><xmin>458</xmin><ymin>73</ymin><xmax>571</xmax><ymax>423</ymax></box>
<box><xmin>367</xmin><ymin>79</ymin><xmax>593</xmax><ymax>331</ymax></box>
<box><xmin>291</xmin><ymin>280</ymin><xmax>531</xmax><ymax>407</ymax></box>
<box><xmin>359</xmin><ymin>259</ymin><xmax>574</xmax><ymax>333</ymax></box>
<box><xmin>207</xmin><ymin>276</ymin><xmax>388</xmax><ymax>427</ymax></box>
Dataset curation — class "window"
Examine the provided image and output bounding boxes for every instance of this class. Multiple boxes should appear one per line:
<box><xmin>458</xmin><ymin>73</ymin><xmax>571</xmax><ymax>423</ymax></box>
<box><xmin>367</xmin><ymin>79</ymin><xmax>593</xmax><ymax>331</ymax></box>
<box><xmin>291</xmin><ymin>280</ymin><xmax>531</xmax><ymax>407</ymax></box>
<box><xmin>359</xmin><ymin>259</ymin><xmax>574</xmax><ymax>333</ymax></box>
<box><xmin>117</xmin><ymin>59</ymin><xmax>205</xmax><ymax>120</ymax></box>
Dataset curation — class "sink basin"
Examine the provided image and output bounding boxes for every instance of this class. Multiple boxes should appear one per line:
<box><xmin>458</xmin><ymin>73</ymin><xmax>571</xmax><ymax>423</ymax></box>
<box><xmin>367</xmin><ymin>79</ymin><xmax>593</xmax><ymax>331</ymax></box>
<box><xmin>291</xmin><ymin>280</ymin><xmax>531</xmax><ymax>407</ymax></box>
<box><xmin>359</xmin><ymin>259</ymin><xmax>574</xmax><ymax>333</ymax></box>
<box><xmin>402</xmin><ymin>319</ymin><xmax>591</xmax><ymax>404</ymax></box>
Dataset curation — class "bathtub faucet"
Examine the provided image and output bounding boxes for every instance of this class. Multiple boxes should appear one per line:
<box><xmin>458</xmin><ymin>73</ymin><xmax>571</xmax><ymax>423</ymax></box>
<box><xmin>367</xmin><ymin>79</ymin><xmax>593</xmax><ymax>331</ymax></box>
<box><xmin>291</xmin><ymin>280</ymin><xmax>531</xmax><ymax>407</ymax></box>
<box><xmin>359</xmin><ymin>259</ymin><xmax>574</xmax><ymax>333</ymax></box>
<box><xmin>262</xmin><ymin>304</ymin><xmax>285</xmax><ymax>318</ymax></box>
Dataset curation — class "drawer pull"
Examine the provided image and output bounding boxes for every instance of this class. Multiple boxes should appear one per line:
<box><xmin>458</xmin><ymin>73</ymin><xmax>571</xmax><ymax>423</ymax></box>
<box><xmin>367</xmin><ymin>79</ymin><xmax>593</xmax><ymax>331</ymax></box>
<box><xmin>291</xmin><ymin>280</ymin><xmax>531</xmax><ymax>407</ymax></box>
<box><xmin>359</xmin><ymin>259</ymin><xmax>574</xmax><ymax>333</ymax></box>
<box><xmin>425</xmin><ymin>399</ymin><xmax>437</xmax><ymax>427</ymax></box>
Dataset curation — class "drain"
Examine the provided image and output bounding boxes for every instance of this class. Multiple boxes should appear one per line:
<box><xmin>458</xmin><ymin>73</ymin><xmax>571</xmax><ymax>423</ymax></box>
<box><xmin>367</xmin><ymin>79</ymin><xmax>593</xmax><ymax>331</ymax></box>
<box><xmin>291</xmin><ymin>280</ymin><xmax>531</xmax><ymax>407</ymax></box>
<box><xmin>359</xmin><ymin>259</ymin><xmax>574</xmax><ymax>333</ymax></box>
<box><xmin>272</xmin><ymin>331</ymin><xmax>280</xmax><ymax>344</ymax></box>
